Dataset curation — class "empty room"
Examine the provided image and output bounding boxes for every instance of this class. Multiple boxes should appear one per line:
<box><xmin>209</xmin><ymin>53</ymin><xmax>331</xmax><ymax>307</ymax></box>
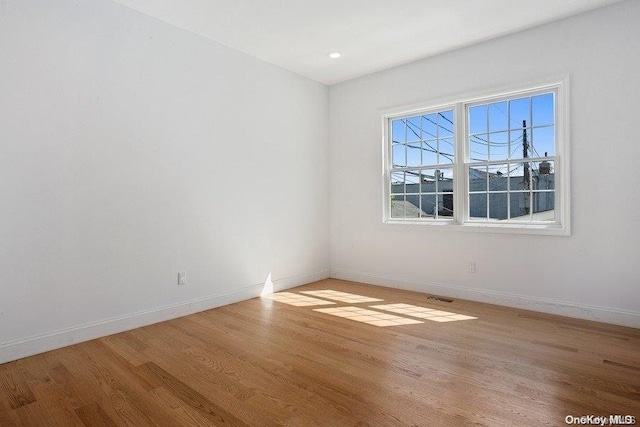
<box><xmin>1</xmin><ymin>0</ymin><xmax>639</xmax><ymax>425</ymax></box>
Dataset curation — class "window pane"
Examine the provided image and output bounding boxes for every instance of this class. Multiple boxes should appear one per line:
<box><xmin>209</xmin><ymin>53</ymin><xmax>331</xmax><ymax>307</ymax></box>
<box><xmin>509</xmin><ymin>192</ymin><xmax>530</xmax><ymax>221</ymax></box>
<box><xmin>421</xmin><ymin>194</ymin><xmax>436</xmax><ymax>217</ymax></box>
<box><xmin>488</xmin><ymin>164</ymin><xmax>507</xmax><ymax>192</ymax></box>
<box><xmin>391</xmin><ymin>119</ymin><xmax>406</xmax><ymax>143</ymax></box>
<box><xmin>488</xmin><ymin>193</ymin><xmax>507</xmax><ymax>219</ymax></box>
<box><xmin>469</xmin><ymin>166</ymin><xmax>487</xmax><ymax>192</ymax></box>
<box><xmin>488</xmin><ymin>101</ymin><xmax>509</xmax><ymax>132</ymax></box>
<box><xmin>422</xmin><ymin>114</ymin><xmax>438</xmax><ymax>139</ymax></box>
<box><xmin>532</xmin><ymin>93</ymin><xmax>554</xmax><ymax>127</ymax></box>
<box><xmin>507</xmin><ymin>162</ymin><xmax>525</xmax><ymax>189</ymax></box>
<box><xmin>392</xmin><ymin>144</ymin><xmax>406</xmax><ymax>167</ymax></box>
<box><xmin>534</xmin><ymin>160</ymin><xmax>554</xmax><ymax>190</ymax></box>
<box><xmin>404</xmin><ymin>195</ymin><xmax>421</xmax><ymax>218</ymax></box>
<box><xmin>390</xmin><ymin>195</ymin><xmax>405</xmax><ymax>218</ymax></box>
<box><xmin>532</xmin><ymin>191</ymin><xmax>555</xmax><ymax>219</ymax></box>
<box><xmin>469</xmin><ymin>105</ymin><xmax>487</xmax><ymax>134</ymax></box>
<box><xmin>439</xmin><ymin>138</ymin><xmax>454</xmax><ymax>164</ymax></box>
<box><xmin>420</xmin><ymin>169</ymin><xmax>437</xmax><ymax>193</ymax></box>
<box><xmin>407</xmin><ymin>142</ymin><xmax>421</xmax><ymax>167</ymax></box>
<box><xmin>390</xmin><ymin>172</ymin><xmax>405</xmax><ymax>194</ymax></box>
<box><xmin>422</xmin><ymin>141</ymin><xmax>438</xmax><ymax>166</ymax></box>
<box><xmin>438</xmin><ymin>110</ymin><xmax>454</xmax><ymax>137</ymax></box>
<box><xmin>469</xmin><ymin>193</ymin><xmax>487</xmax><ymax>220</ymax></box>
<box><xmin>439</xmin><ymin>168</ymin><xmax>454</xmax><ymax>190</ymax></box>
<box><xmin>509</xmin><ymin>129</ymin><xmax>530</xmax><ymax>160</ymax></box>
<box><xmin>470</xmin><ymin>134</ymin><xmax>488</xmax><ymax>161</ymax></box>
<box><xmin>509</xmin><ymin>97</ymin><xmax>530</xmax><ymax>129</ymax></box>
<box><xmin>488</xmin><ymin>131</ymin><xmax>509</xmax><ymax>161</ymax></box>
<box><xmin>406</xmin><ymin>116</ymin><xmax>421</xmax><ymax>142</ymax></box>
<box><xmin>405</xmin><ymin>171</ymin><xmax>420</xmax><ymax>193</ymax></box>
<box><xmin>439</xmin><ymin>191</ymin><xmax>454</xmax><ymax>217</ymax></box>
<box><xmin>532</xmin><ymin>126</ymin><xmax>555</xmax><ymax>158</ymax></box>
<box><xmin>508</xmin><ymin>162</ymin><xmax>534</xmax><ymax>192</ymax></box>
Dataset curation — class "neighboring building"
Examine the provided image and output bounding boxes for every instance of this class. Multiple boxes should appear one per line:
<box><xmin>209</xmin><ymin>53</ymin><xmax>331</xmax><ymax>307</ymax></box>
<box><xmin>392</xmin><ymin>168</ymin><xmax>555</xmax><ymax>220</ymax></box>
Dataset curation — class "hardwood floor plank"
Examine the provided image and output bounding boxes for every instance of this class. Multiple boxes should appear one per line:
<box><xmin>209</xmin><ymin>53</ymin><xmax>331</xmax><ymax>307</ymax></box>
<box><xmin>71</xmin><ymin>340</ymin><xmax>174</xmax><ymax>426</ymax></box>
<box><xmin>55</xmin><ymin>345</ymin><xmax>163</xmax><ymax>426</ymax></box>
<box><xmin>181</xmin><ymin>342</ymin><xmax>357</xmax><ymax>426</ymax></box>
<box><xmin>140</xmin><ymin>336</ymin><xmax>295</xmax><ymax>426</ymax></box>
<box><xmin>142</xmin><ymin>336</ymin><xmax>257</xmax><ymax>403</ymax></box>
<box><xmin>1</xmin><ymin>279</ymin><xmax>639</xmax><ymax>426</ymax></box>
<box><xmin>174</xmin><ymin>312</ymin><xmax>478</xmax><ymax>425</ymax></box>
<box><xmin>45</xmin><ymin>361</ymin><xmax>88</xmax><ymax>410</ymax></box>
<box><xmin>133</xmin><ymin>362</ymin><xmax>249</xmax><ymax>426</ymax></box>
<box><xmin>13</xmin><ymin>401</ymin><xmax>50</xmax><ymax>427</ymax></box>
<box><xmin>100</xmin><ymin>334</ymin><xmax>150</xmax><ymax>367</ymax></box>
<box><xmin>153</xmin><ymin>320</ymin><xmax>367</xmax><ymax>424</ymax></box>
<box><xmin>0</xmin><ymin>398</ymin><xmax>20</xmax><ymax>426</ymax></box>
<box><xmin>30</xmin><ymin>381</ymin><xmax>85</xmax><ymax>427</ymax></box>
<box><xmin>14</xmin><ymin>359</ymin><xmax>51</xmax><ymax>388</ymax></box>
<box><xmin>603</xmin><ymin>359</ymin><xmax>640</xmax><ymax>372</ymax></box>
<box><xmin>0</xmin><ymin>364</ymin><xmax>37</xmax><ymax>409</ymax></box>
<box><xmin>148</xmin><ymin>386</ymin><xmax>215</xmax><ymax>427</ymax></box>
<box><xmin>75</xmin><ymin>402</ymin><xmax>118</xmax><ymax>427</ymax></box>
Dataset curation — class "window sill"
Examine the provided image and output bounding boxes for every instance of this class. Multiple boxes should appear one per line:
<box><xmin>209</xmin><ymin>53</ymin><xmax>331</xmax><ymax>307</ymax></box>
<box><xmin>383</xmin><ymin>219</ymin><xmax>570</xmax><ymax>236</ymax></box>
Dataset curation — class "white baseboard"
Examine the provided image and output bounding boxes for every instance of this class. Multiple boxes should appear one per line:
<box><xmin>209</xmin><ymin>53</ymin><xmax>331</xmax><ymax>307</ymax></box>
<box><xmin>0</xmin><ymin>270</ymin><xmax>329</xmax><ymax>364</ymax></box>
<box><xmin>331</xmin><ymin>269</ymin><xmax>640</xmax><ymax>329</ymax></box>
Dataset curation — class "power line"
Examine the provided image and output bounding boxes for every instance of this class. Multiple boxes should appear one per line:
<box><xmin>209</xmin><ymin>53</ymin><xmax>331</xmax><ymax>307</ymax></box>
<box><xmin>422</xmin><ymin>114</ymin><xmax>453</xmax><ymax>136</ymax></box>
<box><xmin>392</xmin><ymin>139</ymin><xmax>453</xmax><ymax>162</ymax></box>
<box><xmin>438</xmin><ymin>112</ymin><xmax>454</xmax><ymax>125</ymax></box>
<box><xmin>403</xmin><ymin>120</ymin><xmax>454</xmax><ymax>161</ymax></box>
<box><xmin>405</xmin><ymin>117</ymin><xmax>440</xmax><ymax>140</ymax></box>
<box><xmin>470</xmin><ymin>133</ymin><xmax>522</xmax><ymax>147</ymax></box>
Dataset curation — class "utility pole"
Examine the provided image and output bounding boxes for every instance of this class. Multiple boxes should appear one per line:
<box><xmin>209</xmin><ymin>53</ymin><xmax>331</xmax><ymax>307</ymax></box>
<box><xmin>522</xmin><ymin>120</ymin><xmax>530</xmax><ymax>215</ymax></box>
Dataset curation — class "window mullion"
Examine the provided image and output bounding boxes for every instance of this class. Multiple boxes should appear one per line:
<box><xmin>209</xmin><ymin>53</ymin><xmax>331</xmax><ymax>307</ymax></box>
<box><xmin>454</xmin><ymin>103</ymin><xmax>467</xmax><ymax>225</ymax></box>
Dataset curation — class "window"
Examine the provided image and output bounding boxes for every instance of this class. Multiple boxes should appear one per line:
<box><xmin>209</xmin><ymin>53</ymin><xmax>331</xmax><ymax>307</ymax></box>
<box><xmin>383</xmin><ymin>79</ymin><xmax>569</xmax><ymax>235</ymax></box>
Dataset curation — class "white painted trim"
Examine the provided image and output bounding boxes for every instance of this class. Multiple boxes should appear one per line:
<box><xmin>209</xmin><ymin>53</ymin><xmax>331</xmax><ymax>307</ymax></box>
<box><xmin>0</xmin><ymin>270</ymin><xmax>329</xmax><ymax>364</ymax></box>
<box><xmin>331</xmin><ymin>269</ymin><xmax>640</xmax><ymax>329</ymax></box>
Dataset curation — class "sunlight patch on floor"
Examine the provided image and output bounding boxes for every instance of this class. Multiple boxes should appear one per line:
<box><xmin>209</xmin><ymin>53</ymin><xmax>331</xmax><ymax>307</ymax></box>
<box><xmin>313</xmin><ymin>306</ymin><xmax>423</xmax><ymax>327</ymax></box>
<box><xmin>262</xmin><ymin>292</ymin><xmax>336</xmax><ymax>307</ymax></box>
<box><xmin>301</xmin><ymin>290</ymin><xmax>384</xmax><ymax>303</ymax></box>
<box><xmin>370</xmin><ymin>303</ymin><xmax>477</xmax><ymax>322</ymax></box>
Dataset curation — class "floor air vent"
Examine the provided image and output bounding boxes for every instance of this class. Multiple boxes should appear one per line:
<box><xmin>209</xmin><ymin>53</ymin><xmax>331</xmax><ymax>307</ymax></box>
<box><xmin>427</xmin><ymin>295</ymin><xmax>454</xmax><ymax>303</ymax></box>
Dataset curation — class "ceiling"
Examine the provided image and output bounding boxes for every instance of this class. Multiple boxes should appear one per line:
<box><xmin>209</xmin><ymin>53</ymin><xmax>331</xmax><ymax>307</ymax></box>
<box><xmin>111</xmin><ymin>0</ymin><xmax>624</xmax><ymax>85</ymax></box>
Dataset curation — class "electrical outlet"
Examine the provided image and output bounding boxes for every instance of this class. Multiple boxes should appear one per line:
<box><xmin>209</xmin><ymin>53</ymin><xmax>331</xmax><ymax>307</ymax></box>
<box><xmin>469</xmin><ymin>262</ymin><xmax>477</xmax><ymax>273</ymax></box>
<box><xmin>178</xmin><ymin>271</ymin><xmax>187</xmax><ymax>285</ymax></box>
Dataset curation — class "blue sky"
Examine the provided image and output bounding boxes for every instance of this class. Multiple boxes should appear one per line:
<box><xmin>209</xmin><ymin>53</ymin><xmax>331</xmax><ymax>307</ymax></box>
<box><xmin>391</xmin><ymin>91</ymin><xmax>556</xmax><ymax>179</ymax></box>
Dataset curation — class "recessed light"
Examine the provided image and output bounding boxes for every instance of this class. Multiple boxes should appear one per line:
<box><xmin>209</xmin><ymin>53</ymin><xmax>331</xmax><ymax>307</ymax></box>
<box><xmin>327</xmin><ymin>51</ymin><xmax>341</xmax><ymax>59</ymax></box>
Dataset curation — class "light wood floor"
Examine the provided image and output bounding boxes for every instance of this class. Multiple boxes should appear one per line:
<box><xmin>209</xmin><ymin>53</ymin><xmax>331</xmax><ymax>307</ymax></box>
<box><xmin>1</xmin><ymin>279</ymin><xmax>639</xmax><ymax>426</ymax></box>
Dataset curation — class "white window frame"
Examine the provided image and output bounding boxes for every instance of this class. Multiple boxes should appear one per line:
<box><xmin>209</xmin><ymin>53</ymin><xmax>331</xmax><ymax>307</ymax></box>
<box><xmin>382</xmin><ymin>76</ymin><xmax>570</xmax><ymax>236</ymax></box>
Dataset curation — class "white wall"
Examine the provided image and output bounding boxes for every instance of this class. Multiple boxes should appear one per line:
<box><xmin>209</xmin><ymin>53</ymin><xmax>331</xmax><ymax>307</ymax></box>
<box><xmin>329</xmin><ymin>0</ymin><xmax>640</xmax><ymax>327</ymax></box>
<box><xmin>0</xmin><ymin>0</ymin><xmax>329</xmax><ymax>362</ymax></box>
